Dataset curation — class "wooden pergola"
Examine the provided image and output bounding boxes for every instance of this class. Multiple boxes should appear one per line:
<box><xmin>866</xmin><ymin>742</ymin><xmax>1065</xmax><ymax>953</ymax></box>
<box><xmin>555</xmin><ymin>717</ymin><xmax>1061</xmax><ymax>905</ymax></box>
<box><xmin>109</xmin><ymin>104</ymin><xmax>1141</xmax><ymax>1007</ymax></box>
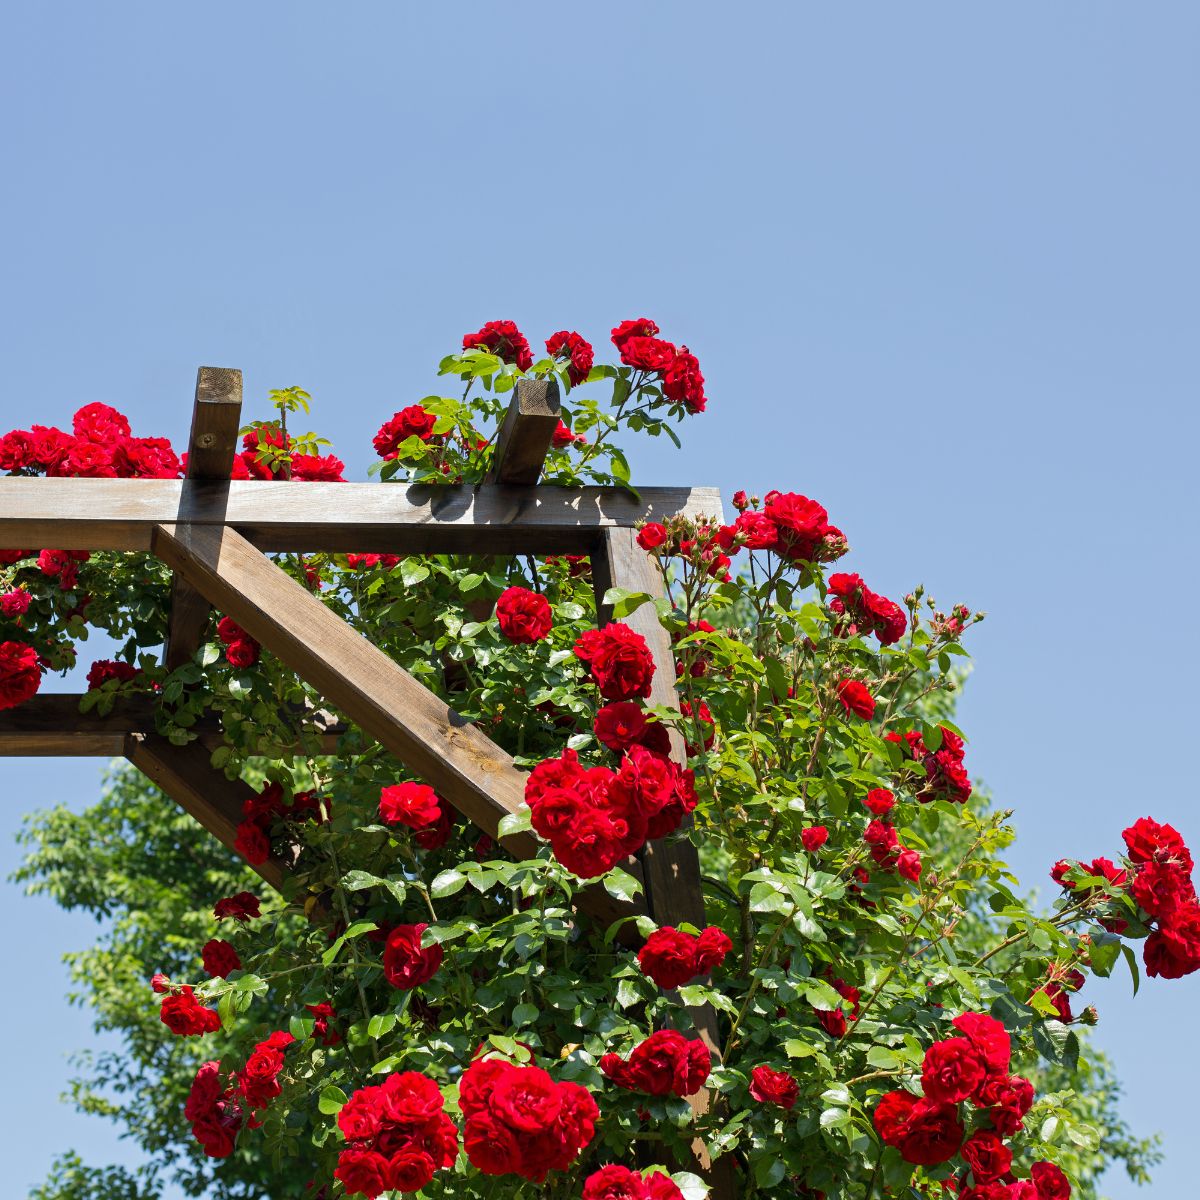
<box><xmin>0</xmin><ymin>368</ymin><xmax>737</xmax><ymax>1192</ymax></box>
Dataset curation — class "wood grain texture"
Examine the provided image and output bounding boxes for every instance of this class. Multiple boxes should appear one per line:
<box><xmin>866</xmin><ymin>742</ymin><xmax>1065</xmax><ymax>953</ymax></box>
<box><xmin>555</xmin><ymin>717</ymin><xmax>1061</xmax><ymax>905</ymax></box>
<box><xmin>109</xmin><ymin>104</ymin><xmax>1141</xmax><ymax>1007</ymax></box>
<box><xmin>150</xmin><ymin>521</ymin><xmax>642</xmax><ymax>932</ymax></box>
<box><xmin>164</xmin><ymin>366</ymin><xmax>244</xmax><ymax>670</ymax></box>
<box><xmin>486</xmin><ymin>378</ymin><xmax>561</xmax><ymax>485</ymax></box>
<box><xmin>124</xmin><ymin>733</ymin><xmax>290</xmax><ymax>892</ymax></box>
<box><xmin>0</xmin><ymin>694</ymin><xmax>345</xmax><ymax>756</ymax></box>
<box><xmin>0</xmin><ymin>479</ymin><xmax>722</xmax><ymax>554</ymax></box>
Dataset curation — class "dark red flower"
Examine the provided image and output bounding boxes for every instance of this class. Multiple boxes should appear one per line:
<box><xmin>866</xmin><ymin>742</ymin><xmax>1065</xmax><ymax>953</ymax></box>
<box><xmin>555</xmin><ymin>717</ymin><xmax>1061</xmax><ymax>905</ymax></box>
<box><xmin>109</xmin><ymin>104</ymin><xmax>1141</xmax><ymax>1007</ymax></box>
<box><xmin>837</xmin><ymin>678</ymin><xmax>876</xmax><ymax>719</ymax></box>
<box><xmin>1144</xmin><ymin>901</ymin><xmax>1200</xmax><ymax>979</ymax></box>
<box><xmin>802</xmin><ymin>825</ymin><xmax>829</xmax><ymax>852</ymax></box>
<box><xmin>383</xmin><ymin>923</ymin><xmax>443</xmax><ymax>989</ymax></box>
<box><xmin>380</xmin><ymin>782</ymin><xmax>444</xmax><ymax>830</ymax></box>
<box><xmin>73</xmin><ymin>402</ymin><xmax>131</xmax><ymax>444</ymax></box>
<box><xmin>749</xmin><ymin>1065</ymin><xmax>799</xmax><ymax>1109</ymax></box>
<box><xmin>0</xmin><ymin>640</ymin><xmax>41</xmax><ymax>711</ymax></box>
<box><xmin>574</xmin><ymin>623</ymin><xmax>656</xmax><ymax>701</ymax></box>
<box><xmin>1030</xmin><ymin>1162</ymin><xmax>1071</xmax><ymax>1200</ymax></box>
<box><xmin>160</xmin><ymin>986</ymin><xmax>221</xmax><ymax>1036</ymax></box>
<box><xmin>921</xmin><ymin>1037</ymin><xmax>986</xmax><ymax>1105</ymax></box>
<box><xmin>1122</xmin><ymin>817</ymin><xmax>1193</xmax><ymax>871</ymax></box>
<box><xmin>637</xmin><ymin>522</ymin><xmax>669</xmax><ymax>551</ymax></box>
<box><xmin>961</xmin><ymin>1130</ymin><xmax>1012</xmax><ymax>1184</ymax></box>
<box><xmin>610</xmin><ymin>318</ymin><xmax>660</xmax><ymax>352</ymax></box>
<box><xmin>865</xmin><ymin>788</ymin><xmax>896</xmax><ymax>816</ymax></box>
<box><xmin>372</xmin><ymin>405</ymin><xmax>438</xmax><ymax>459</ymax></box>
<box><xmin>496</xmin><ymin>586</ymin><xmax>553</xmax><ymax>643</ymax></box>
<box><xmin>213</xmin><ymin>892</ymin><xmax>261</xmax><ymax>922</ymax></box>
<box><xmin>662</xmin><ymin>346</ymin><xmax>706</xmax><ymax>413</ymax></box>
<box><xmin>600</xmin><ymin>1030</ymin><xmax>711</xmax><ymax>1097</ymax></box>
<box><xmin>546</xmin><ymin>330</ymin><xmax>594</xmax><ymax>387</ymax></box>
<box><xmin>201</xmin><ymin>939</ymin><xmax>241</xmax><ymax>979</ymax></box>
<box><xmin>463</xmin><ymin>320</ymin><xmax>533</xmax><ymax>371</ymax></box>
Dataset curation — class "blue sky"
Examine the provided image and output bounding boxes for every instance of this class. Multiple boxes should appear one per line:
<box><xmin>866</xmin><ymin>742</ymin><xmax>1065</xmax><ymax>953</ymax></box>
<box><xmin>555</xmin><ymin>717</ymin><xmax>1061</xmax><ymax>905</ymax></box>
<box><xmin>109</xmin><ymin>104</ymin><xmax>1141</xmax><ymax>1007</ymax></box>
<box><xmin>3</xmin><ymin>3</ymin><xmax>1198</xmax><ymax>1196</ymax></box>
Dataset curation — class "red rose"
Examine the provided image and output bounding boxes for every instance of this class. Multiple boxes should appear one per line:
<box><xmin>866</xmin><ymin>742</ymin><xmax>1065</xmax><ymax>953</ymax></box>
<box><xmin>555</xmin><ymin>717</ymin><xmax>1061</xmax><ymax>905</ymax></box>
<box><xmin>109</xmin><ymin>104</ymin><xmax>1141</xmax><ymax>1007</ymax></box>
<box><xmin>693</xmin><ymin>926</ymin><xmax>732</xmax><ymax>973</ymax></box>
<box><xmin>864</xmin><ymin>788</ymin><xmax>896</xmax><ymax>816</ymax></box>
<box><xmin>594</xmin><ymin>701</ymin><xmax>658</xmax><ymax>754</ymax></box>
<box><xmin>814</xmin><ymin>976</ymin><xmax>860</xmax><ymax>1037</ymax></box>
<box><xmin>0</xmin><ymin>641</ymin><xmax>41</xmax><ymax>711</ymax></box>
<box><xmin>1144</xmin><ymin>901</ymin><xmax>1200</xmax><ymax>978</ymax></box>
<box><xmin>186</xmin><ymin>1061</ymin><xmax>245</xmax><ymax>1159</ymax></box>
<box><xmin>201</xmin><ymin>939</ymin><xmax>241</xmax><ymax>979</ymax></box>
<box><xmin>63</xmin><ymin>440</ymin><xmax>116</xmax><ymax>477</ymax></box>
<box><xmin>491</xmin><ymin>1063</ymin><xmax>562</xmax><ymax>1132</ymax></box>
<box><xmin>619</xmin><ymin>335</ymin><xmax>676</xmax><ymax>372</ymax></box>
<box><xmin>496</xmin><ymin>586</ymin><xmax>553</xmax><ymax>643</ymax></box>
<box><xmin>921</xmin><ymin>1037</ymin><xmax>986</xmax><ymax>1105</ymax></box>
<box><xmin>160</xmin><ymin>986</ymin><xmax>221</xmax><ymax>1036</ymax></box>
<box><xmin>899</xmin><ymin>1101</ymin><xmax>965</xmax><ymax>1166</ymax></box>
<box><xmin>238</xmin><ymin>1044</ymin><xmax>286</xmax><ymax>1108</ymax></box>
<box><xmin>611</xmin><ymin>318</ymin><xmax>660</xmax><ymax>351</ymax></box>
<box><xmin>1122</xmin><ymin>816</ymin><xmax>1193</xmax><ymax>870</ymax></box>
<box><xmin>1130</xmin><ymin>859</ymin><xmax>1195</xmax><ymax>920</ymax></box>
<box><xmin>1009</xmin><ymin>1185</ymin><xmax>1039</xmax><ymax>1200</ymax></box>
<box><xmin>865</xmin><ymin>819</ymin><xmax>899</xmax><ymax>866</ymax></box>
<box><xmin>380</xmin><ymin>781</ymin><xmax>444</xmax><ymax>830</ymax></box>
<box><xmin>72</xmin><ymin>402</ymin><xmax>130</xmax><ymax>444</ymax></box>
<box><xmin>225</xmin><ymin>638</ymin><xmax>260</xmax><ymax>668</ymax></box>
<box><xmin>637</xmin><ymin>522</ymin><xmax>669</xmax><ymax>551</ymax></box>
<box><xmin>662</xmin><ymin>346</ymin><xmax>707</xmax><ymax>413</ymax></box>
<box><xmin>552</xmin><ymin>419</ymin><xmax>585</xmax><ymax>447</ymax></box>
<box><xmin>1030</xmin><ymin>1161</ymin><xmax>1071</xmax><ymax>1200</ymax></box>
<box><xmin>213</xmin><ymin>891</ymin><xmax>260</xmax><ymax>921</ymax></box>
<box><xmin>306</xmin><ymin>1001</ymin><xmax>342</xmax><ymax>1046</ymax></box>
<box><xmin>733</xmin><ymin>509</ymin><xmax>779</xmax><ymax>550</ymax></box>
<box><xmin>86</xmin><ymin>659</ymin><xmax>140</xmax><ymax>690</ymax></box>
<box><xmin>748</xmin><ymin>1065</ymin><xmax>799</xmax><ymax>1109</ymax></box>
<box><xmin>0</xmin><ymin>588</ymin><xmax>31</xmax><ymax>617</ymax></box>
<box><xmin>643</xmin><ymin>1172</ymin><xmax>684</xmax><ymax>1199</ymax></box>
<box><xmin>150</xmin><ymin>973</ymin><xmax>170</xmax><ymax>994</ymax></box>
<box><xmin>638</xmin><ymin>927</ymin><xmax>701</xmax><ymax>990</ymax></box>
<box><xmin>112</xmin><ymin>436</ymin><xmax>181</xmax><ymax>478</ymax></box>
<box><xmin>335</xmin><ymin>1148</ymin><xmax>391</xmax><ymax>1198</ymax></box>
<box><xmin>951</xmin><ymin>1012</ymin><xmax>1011</xmax><ymax>1078</ymax></box>
<box><xmin>462</xmin><ymin>319</ymin><xmax>533</xmax><ymax>371</ymax></box>
<box><xmin>383</xmin><ymin>923</ymin><xmax>443</xmax><ymax>989</ymax></box>
<box><xmin>546</xmin><ymin>330</ymin><xmax>594</xmax><ymax>387</ymax></box>
<box><xmin>600</xmin><ymin>1030</ymin><xmax>710</xmax><ymax>1097</ymax></box>
<box><xmin>874</xmin><ymin>1090</ymin><xmax>918</xmax><ymax>1145</ymax></box>
<box><xmin>897</xmin><ymin>847</ymin><xmax>922</xmax><ymax>882</ymax></box>
<box><xmin>574</xmin><ymin>623</ymin><xmax>656</xmax><ymax>700</ymax></box>
<box><xmin>583</xmin><ymin>1165</ymin><xmax>648</xmax><ymax>1200</ymax></box>
<box><xmin>762</xmin><ymin>492</ymin><xmax>836</xmax><ymax>563</ymax></box>
<box><xmin>975</xmin><ymin>1074</ymin><xmax>1034</xmax><ymax>1135</ymax></box>
<box><xmin>836</xmin><ymin>678</ymin><xmax>875</xmax><ymax>719</ymax></box>
<box><xmin>961</xmin><ymin>1130</ymin><xmax>1012</xmax><ymax>1184</ymax></box>
<box><xmin>290</xmin><ymin>452</ymin><xmax>346</xmax><ymax>481</ymax></box>
<box><xmin>372</xmin><ymin>405</ymin><xmax>438</xmax><ymax>458</ymax></box>
<box><xmin>802</xmin><ymin>825</ymin><xmax>829</xmax><ymax>852</ymax></box>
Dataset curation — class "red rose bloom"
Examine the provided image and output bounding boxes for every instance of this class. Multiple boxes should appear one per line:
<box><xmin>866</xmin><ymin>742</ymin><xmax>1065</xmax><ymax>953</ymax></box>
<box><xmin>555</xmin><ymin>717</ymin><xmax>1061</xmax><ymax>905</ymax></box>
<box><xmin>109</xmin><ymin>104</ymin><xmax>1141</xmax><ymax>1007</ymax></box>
<box><xmin>638</xmin><ymin>927</ymin><xmax>701</xmax><ymax>990</ymax></box>
<box><xmin>382</xmin><ymin>923</ymin><xmax>444</xmax><ymax>989</ymax></box>
<box><xmin>749</xmin><ymin>1065</ymin><xmax>799</xmax><ymax>1109</ymax></box>
<box><xmin>610</xmin><ymin>318</ymin><xmax>660</xmax><ymax>351</ymax></box>
<box><xmin>897</xmin><ymin>847</ymin><xmax>923</xmax><ymax>882</ymax></box>
<box><xmin>594</xmin><ymin>701</ymin><xmax>664</xmax><ymax>754</ymax></box>
<box><xmin>975</xmin><ymin>1074</ymin><xmax>1034</xmax><ymax>1135</ymax></box>
<box><xmin>583</xmin><ymin>1165</ymin><xmax>648</xmax><ymax>1200</ymax></box>
<box><xmin>1130</xmin><ymin>858</ymin><xmax>1196</xmax><ymax>920</ymax></box>
<box><xmin>875</xmin><ymin>1091</ymin><xmax>965</xmax><ymax>1166</ymax></box>
<box><xmin>380</xmin><ymin>781</ymin><xmax>444</xmax><ymax>830</ymax></box>
<box><xmin>814</xmin><ymin>976</ymin><xmax>860</xmax><ymax>1037</ymax></box>
<box><xmin>951</xmin><ymin>1012</ymin><xmax>1011</xmax><ymax>1077</ymax></box>
<box><xmin>0</xmin><ymin>641</ymin><xmax>41</xmax><ymax>711</ymax></box>
<box><xmin>496</xmin><ymin>586</ymin><xmax>553</xmax><ymax>643</ymax></box>
<box><xmin>574</xmin><ymin>623</ymin><xmax>656</xmax><ymax>700</ymax></box>
<box><xmin>637</xmin><ymin>522</ymin><xmax>669</xmax><ymax>551</ymax></box>
<box><xmin>201</xmin><ymin>939</ymin><xmax>241</xmax><ymax>979</ymax></box>
<box><xmin>1122</xmin><ymin>816</ymin><xmax>1193</xmax><ymax>870</ymax></box>
<box><xmin>961</xmin><ymin>1130</ymin><xmax>1012</xmax><ymax>1184</ymax></box>
<box><xmin>921</xmin><ymin>1037</ymin><xmax>986</xmax><ymax>1105</ymax></box>
<box><xmin>693</xmin><ymin>926</ymin><xmax>733</xmax><ymax>973</ymax></box>
<box><xmin>86</xmin><ymin>659</ymin><xmax>140</xmax><ymax>690</ymax></box>
<box><xmin>463</xmin><ymin>319</ymin><xmax>533</xmax><ymax>371</ymax></box>
<box><xmin>1030</xmin><ymin>1162</ymin><xmax>1071</xmax><ymax>1200</ymax></box>
<box><xmin>802</xmin><ymin>825</ymin><xmax>829</xmax><ymax>852</ymax></box>
<box><xmin>552</xmin><ymin>419</ymin><xmax>586</xmax><ymax>447</ymax></box>
<box><xmin>186</xmin><ymin>1061</ymin><xmax>245</xmax><ymax>1158</ymax></box>
<box><xmin>372</xmin><ymin>405</ymin><xmax>438</xmax><ymax>458</ymax></box>
<box><xmin>546</xmin><ymin>330</ymin><xmax>594</xmax><ymax>386</ymax></box>
<box><xmin>160</xmin><ymin>986</ymin><xmax>221</xmax><ymax>1036</ymax></box>
<box><xmin>0</xmin><ymin>587</ymin><xmax>30</xmax><ymax>617</ymax></box>
<box><xmin>72</xmin><ymin>402</ymin><xmax>130</xmax><ymax>444</ymax></box>
<box><xmin>213</xmin><ymin>891</ymin><xmax>260</xmax><ymax>921</ymax></box>
<box><xmin>662</xmin><ymin>346</ymin><xmax>706</xmax><ymax>413</ymax></box>
<box><xmin>150</xmin><ymin>973</ymin><xmax>170</xmax><ymax>994</ymax></box>
<box><xmin>600</xmin><ymin>1030</ymin><xmax>710</xmax><ymax>1098</ymax></box>
<box><xmin>837</xmin><ymin>678</ymin><xmax>875</xmax><ymax>719</ymax></box>
<box><xmin>763</xmin><ymin>491</ymin><xmax>839</xmax><ymax>563</ymax></box>
<box><xmin>864</xmin><ymin>788</ymin><xmax>896</xmax><ymax>816</ymax></box>
<box><xmin>238</xmin><ymin>1039</ymin><xmax>288</xmax><ymax>1108</ymax></box>
<box><xmin>619</xmin><ymin>335</ymin><xmax>676</xmax><ymax>372</ymax></box>
<box><xmin>112</xmin><ymin>436</ymin><xmax>181</xmax><ymax>478</ymax></box>
<box><xmin>233</xmin><ymin>819</ymin><xmax>271</xmax><ymax>866</ymax></box>
<box><xmin>290</xmin><ymin>452</ymin><xmax>346</xmax><ymax>481</ymax></box>
<box><xmin>1144</xmin><ymin>900</ymin><xmax>1200</xmax><ymax>978</ymax></box>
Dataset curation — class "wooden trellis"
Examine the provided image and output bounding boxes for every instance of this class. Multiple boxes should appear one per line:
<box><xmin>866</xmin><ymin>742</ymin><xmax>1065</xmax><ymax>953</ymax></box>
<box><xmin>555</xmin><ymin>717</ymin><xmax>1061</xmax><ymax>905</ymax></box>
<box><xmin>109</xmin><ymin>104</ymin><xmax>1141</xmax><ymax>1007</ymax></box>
<box><xmin>0</xmin><ymin>368</ymin><xmax>738</xmax><ymax>1194</ymax></box>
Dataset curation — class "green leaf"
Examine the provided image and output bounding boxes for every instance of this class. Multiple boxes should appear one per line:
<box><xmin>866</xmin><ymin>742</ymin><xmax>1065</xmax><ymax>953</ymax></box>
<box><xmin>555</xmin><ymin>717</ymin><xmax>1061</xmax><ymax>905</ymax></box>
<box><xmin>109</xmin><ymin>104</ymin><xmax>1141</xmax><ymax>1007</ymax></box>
<box><xmin>1121</xmin><ymin>944</ymin><xmax>1141</xmax><ymax>996</ymax></box>
<box><xmin>368</xmin><ymin>1013</ymin><xmax>397</xmax><ymax>1039</ymax></box>
<box><xmin>400</xmin><ymin>560</ymin><xmax>430</xmax><ymax>588</ymax></box>
<box><xmin>603</xmin><ymin>868</ymin><xmax>643</xmax><ymax>904</ymax></box>
<box><xmin>318</xmin><ymin>1084</ymin><xmax>348</xmax><ymax>1115</ymax></box>
<box><xmin>430</xmin><ymin>869</ymin><xmax>467</xmax><ymax>898</ymax></box>
<box><xmin>784</xmin><ymin>1039</ymin><xmax>817</xmax><ymax>1059</ymax></box>
<box><xmin>512</xmin><ymin>1003</ymin><xmax>539</xmax><ymax>1027</ymax></box>
<box><xmin>497</xmin><ymin>808</ymin><xmax>533</xmax><ymax>840</ymax></box>
<box><xmin>601</xmin><ymin>587</ymin><xmax>654</xmax><ymax>618</ymax></box>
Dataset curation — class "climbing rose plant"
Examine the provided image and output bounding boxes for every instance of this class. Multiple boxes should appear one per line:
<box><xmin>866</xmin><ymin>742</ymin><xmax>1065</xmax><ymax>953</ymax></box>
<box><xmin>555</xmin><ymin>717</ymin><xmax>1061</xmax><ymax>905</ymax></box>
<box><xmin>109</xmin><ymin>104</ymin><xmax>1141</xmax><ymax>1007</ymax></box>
<box><xmin>0</xmin><ymin>319</ymin><xmax>1186</xmax><ymax>1199</ymax></box>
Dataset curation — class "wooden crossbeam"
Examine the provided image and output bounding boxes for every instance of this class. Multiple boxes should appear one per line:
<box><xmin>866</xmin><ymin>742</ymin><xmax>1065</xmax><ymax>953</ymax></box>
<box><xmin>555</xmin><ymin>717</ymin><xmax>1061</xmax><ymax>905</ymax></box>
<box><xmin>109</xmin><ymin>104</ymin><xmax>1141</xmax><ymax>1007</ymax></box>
<box><xmin>0</xmin><ymin>694</ymin><xmax>345</xmax><ymax>756</ymax></box>
<box><xmin>164</xmin><ymin>367</ymin><xmax>243</xmax><ymax>670</ymax></box>
<box><xmin>486</xmin><ymin>378</ymin><xmax>561</xmax><ymax>485</ymax></box>
<box><xmin>149</xmin><ymin>520</ymin><xmax>642</xmax><ymax>932</ymax></box>
<box><xmin>0</xmin><ymin>478</ymin><xmax>721</xmax><ymax>554</ymax></box>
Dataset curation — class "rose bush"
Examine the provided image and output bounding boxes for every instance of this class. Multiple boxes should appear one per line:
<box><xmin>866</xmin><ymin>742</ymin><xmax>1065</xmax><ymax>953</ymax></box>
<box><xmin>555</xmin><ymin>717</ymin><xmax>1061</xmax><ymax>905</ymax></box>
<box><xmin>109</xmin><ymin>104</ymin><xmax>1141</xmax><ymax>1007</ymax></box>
<box><xmin>2</xmin><ymin>320</ymin><xmax>1175</xmax><ymax>1198</ymax></box>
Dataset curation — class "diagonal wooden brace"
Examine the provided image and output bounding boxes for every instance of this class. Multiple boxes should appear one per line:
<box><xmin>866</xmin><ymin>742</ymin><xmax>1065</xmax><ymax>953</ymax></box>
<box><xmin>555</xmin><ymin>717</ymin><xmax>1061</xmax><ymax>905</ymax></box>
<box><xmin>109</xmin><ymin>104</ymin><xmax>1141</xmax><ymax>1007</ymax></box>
<box><xmin>149</xmin><ymin>521</ymin><xmax>641</xmax><ymax>932</ymax></box>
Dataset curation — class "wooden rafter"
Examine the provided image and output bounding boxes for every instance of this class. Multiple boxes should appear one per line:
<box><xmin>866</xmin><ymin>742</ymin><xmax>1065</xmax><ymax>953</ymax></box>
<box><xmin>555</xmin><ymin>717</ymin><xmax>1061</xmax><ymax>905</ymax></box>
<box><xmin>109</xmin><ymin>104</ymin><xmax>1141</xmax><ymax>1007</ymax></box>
<box><xmin>486</xmin><ymin>377</ymin><xmax>562</xmax><ymax>485</ymax></box>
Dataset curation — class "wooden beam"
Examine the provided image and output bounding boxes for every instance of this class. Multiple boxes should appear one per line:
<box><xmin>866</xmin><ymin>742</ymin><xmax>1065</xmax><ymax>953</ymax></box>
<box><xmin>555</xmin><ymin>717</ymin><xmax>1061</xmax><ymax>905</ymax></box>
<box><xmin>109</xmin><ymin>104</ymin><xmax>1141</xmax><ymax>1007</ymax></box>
<box><xmin>0</xmin><ymin>479</ymin><xmax>723</xmax><ymax>555</ymax></box>
<box><xmin>486</xmin><ymin>378</ymin><xmax>561</xmax><ymax>485</ymax></box>
<box><xmin>164</xmin><ymin>367</ymin><xmax>243</xmax><ymax>670</ymax></box>
<box><xmin>124</xmin><ymin>733</ymin><xmax>290</xmax><ymax>892</ymax></box>
<box><xmin>0</xmin><ymin>694</ymin><xmax>345</xmax><ymax>757</ymax></box>
<box><xmin>149</xmin><ymin>521</ymin><xmax>641</xmax><ymax>932</ymax></box>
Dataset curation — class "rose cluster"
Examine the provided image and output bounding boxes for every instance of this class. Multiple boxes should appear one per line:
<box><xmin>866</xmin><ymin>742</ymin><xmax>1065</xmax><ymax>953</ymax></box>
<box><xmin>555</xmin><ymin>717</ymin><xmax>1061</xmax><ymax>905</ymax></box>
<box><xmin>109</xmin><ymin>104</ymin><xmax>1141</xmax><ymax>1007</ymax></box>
<box><xmin>863</xmin><ymin>817</ymin><xmax>923</xmax><ymax>883</ymax></box>
<box><xmin>610</xmin><ymin>318</ymin><xmax>707</xmax><ymax>413</ymax></box>
<box><xmin>600</xmin><ymin>1029</ymin><xmax>711</xmax><ymax>1097</ymax></box>
<box><xmin>887</xmin><ymin>724</ymin><xmax>973</xmax><ymax>805</ymax></box>
<box><xmin>0</xmin><ymin>639</ymin><xmax>42</xmax><ymax>712</ymax></box>
<box><xmin>216</xmin><ymin>615</ymin><xmax>261</xmax><ymax>669</ymax></box>
<box><xmin>827</xmin><ymin>571</ymin><xmax>908</xmax><ymax>644</ymax></box>
<box><xmin>185</xmin><ymin>1061</ymin><xmax>247</xmax><ymax>1159</ymax></box>
<box><xmin>159</xmin><ymin>984</ymin><xmax>221</xmax><ymax>1036</ymax></box>
<box><xmin>1055</xmin><ymin>816</ymin><xmax>1200</xmax><ymax>979</ymax></box>
<box><xmin>459</xmin><ymin>1055</ymin><xmax>598</xmax><ymax>1182</ymax></box>
<box><xmin>525</xmin><ymin>744</ymin><xmax>696</xmax><ymax>879</ymax></box>
<box><xmin>583</xmin><ymin>1165</ymin><xmax>685</xmax><ymax>1199</ymax></box>
<box><xmin>637</xmin><ymin>924</ymin><xmax>733</xmax><ymax>989</ymax></box>
<box><xmin>0</xmin><ymin>402</ymin><xmax>180</xmax><ymax>479</ymax></box>
<box><xmin>239</xmin><ymin>425</ymin><xmax>345</xmax><ymax>481</ymax></box>
<box><xmin>233</xmin><ymin>780</ymin><xmax>325</xmax><ymax>867</ymax></box>
<box><xmin>873</xmin><ymin>1012</ymin><xmax>1069</xmax><ymax>1198</ymax></box>
<box><xmin>574</xmin><ymin>622</ymin><xmax>657</xmax><ymax>701</ymax></box>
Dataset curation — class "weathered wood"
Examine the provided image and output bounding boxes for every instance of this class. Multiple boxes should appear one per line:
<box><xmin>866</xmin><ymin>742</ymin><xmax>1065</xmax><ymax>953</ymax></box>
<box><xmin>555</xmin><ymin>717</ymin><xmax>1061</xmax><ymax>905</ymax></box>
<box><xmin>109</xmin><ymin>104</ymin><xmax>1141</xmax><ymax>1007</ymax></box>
<box><xmin>0</xmin><ymin>479</ymin><xmax>722</xmax><ymax>554</ymax></box>
<box><xmin>0</xmin><ymin>694</ymin><xmax>345</xmax><ymax>757</ymax></box>
<box><xmin>124</xmin><ymin>733</ymin><xmax>289</xmax><ymax>892</ymax></box>
<box><xmin>150</xmin><ymin>521</ymin><xmax>641</xmax><ymax>932</ymax></box>
<box><xmin>164</xmin><ymin>367</ymin><xmax>244</xmax><ymax>670</ymax></box>
<box><xmin>486</xmin><ymin>378</ymin><xmax>561</xmax><ymax>485</ymax></box>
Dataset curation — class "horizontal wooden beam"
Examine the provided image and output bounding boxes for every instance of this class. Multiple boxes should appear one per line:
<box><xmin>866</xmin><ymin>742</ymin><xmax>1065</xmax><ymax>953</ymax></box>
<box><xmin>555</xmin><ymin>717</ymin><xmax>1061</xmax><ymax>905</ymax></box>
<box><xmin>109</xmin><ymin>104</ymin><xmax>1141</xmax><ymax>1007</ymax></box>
<box><xmin>0</xmin><ymin>479</ymin><xmax>723</xmax><ymax>554</ymax></box>
<box><xmin>165</xmin><ymin>366</ymin><xmax>243</xmax><ymax>670</ymax></box>
<box><xmin>0</xmin><ymin>694</ymin><xmax>344</xmax><ymax>757</ymax></box>
<box><xmin>151</xmin><ymin>521</ymin><xmax>642</xmax><ymax>932</ymax></box>
<box><xmin>487</xmin><ymin>378</ymin><xmax>561</xmax><ymax>485</ymax></box>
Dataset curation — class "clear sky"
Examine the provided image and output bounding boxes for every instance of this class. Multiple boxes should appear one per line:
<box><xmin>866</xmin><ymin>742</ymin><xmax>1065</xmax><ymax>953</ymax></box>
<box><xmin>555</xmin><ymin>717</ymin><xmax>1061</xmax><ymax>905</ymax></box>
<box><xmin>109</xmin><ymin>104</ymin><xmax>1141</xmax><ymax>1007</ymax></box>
<box><xmin>3</xmin><ymin>3</ymin><xmax>1198</xmax><ymax>1197</ymax></box>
